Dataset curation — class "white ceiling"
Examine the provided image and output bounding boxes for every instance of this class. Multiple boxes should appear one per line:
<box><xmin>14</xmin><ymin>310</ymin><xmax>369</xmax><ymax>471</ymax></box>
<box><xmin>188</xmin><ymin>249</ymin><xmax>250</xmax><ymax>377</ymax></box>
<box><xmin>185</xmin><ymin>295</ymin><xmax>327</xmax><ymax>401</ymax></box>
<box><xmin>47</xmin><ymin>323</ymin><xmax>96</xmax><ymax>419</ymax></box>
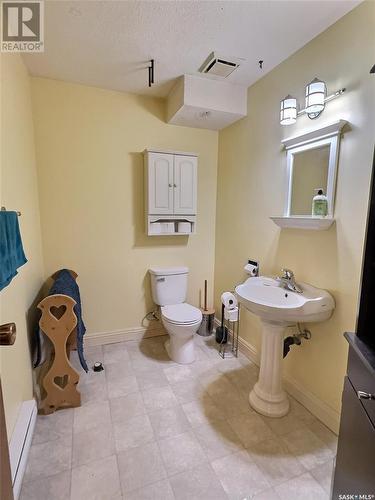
<box><xmin>23</xmin><ymin>0</ymin><xmax>360</xmax><ymax>98</ymax></box>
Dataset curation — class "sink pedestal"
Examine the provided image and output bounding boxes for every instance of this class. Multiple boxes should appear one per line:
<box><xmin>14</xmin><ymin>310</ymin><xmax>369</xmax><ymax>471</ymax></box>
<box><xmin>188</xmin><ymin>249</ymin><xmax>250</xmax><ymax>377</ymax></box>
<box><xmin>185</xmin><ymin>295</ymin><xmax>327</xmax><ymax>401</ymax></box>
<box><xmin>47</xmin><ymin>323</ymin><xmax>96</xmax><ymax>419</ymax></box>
<box><xmin>249</xmin><ymin>320</ymin><xmax>289</xmax><ymax>417</ymax></box>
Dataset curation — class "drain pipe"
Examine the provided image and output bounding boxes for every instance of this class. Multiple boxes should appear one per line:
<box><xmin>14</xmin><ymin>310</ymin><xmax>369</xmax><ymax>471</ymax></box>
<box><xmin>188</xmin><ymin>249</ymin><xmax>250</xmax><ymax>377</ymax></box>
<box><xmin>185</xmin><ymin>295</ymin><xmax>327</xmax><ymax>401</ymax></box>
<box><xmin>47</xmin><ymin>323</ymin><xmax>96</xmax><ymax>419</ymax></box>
<box><xmin>283</xmin><ymin>324</ymin><xmax>311</xmax><ymax>358</ymax></box>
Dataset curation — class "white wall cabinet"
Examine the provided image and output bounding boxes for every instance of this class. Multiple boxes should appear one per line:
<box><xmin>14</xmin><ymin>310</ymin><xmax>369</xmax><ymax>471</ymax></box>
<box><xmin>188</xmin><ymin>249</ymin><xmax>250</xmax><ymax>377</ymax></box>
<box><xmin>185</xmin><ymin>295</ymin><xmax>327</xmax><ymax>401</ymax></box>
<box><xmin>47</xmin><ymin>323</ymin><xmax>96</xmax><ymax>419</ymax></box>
<box><xmin>144</xmin><ymin>150</ymin><xmax>197</xmax><ymax>235</ymax></box>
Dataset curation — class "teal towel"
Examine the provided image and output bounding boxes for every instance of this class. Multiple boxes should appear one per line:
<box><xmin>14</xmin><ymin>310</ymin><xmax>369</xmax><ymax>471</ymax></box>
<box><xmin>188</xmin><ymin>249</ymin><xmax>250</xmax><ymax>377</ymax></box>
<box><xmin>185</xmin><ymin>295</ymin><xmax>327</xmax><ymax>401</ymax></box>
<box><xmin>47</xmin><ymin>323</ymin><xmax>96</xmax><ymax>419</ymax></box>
<box><xmin>0</xmin><ymin>211</ymin><xmax>27</xmax><ymax>291</ymax></box>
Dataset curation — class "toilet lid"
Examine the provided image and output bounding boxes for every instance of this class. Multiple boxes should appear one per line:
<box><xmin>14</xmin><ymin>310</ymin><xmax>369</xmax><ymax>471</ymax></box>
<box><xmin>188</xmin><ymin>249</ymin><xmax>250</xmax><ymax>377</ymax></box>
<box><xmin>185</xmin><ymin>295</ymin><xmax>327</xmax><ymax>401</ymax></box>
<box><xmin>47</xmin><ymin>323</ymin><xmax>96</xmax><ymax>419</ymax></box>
<box><xmin>162</xmin><ymin>303</ymin><xmax>202</xmax><ymax>324</ymax></box>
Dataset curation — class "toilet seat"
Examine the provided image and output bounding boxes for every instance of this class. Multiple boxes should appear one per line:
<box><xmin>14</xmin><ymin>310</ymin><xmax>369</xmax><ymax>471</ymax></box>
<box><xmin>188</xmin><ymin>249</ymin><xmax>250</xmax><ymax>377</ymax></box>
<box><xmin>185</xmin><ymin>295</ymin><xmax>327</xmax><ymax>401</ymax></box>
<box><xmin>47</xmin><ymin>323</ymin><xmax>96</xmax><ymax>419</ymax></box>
<box><xmin>161</xmin><ymin>303</ymin><xmax>202</xmax><ymax>325</ymax></box>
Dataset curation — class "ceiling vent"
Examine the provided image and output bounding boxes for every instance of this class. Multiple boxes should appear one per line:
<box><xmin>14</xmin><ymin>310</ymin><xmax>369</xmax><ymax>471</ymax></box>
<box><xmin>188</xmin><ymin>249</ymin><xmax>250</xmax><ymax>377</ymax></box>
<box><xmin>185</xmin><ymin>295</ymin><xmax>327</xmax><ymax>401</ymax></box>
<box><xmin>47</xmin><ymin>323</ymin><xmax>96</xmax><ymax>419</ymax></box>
<box><xmin>199</xmin><ymin>52</ymin><xmax>242</xmax><ymax>78</ymax></box>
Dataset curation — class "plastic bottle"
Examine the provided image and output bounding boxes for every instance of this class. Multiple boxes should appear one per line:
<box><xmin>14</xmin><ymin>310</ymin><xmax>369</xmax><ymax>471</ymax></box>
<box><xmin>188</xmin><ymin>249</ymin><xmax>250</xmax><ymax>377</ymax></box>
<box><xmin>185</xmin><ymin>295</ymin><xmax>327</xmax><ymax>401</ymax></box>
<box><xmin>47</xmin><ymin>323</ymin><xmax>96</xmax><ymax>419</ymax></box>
<box><xmin>312</xmin><ymin>188</ymin><xmax>328</xmax><ymax>216</ymax></box>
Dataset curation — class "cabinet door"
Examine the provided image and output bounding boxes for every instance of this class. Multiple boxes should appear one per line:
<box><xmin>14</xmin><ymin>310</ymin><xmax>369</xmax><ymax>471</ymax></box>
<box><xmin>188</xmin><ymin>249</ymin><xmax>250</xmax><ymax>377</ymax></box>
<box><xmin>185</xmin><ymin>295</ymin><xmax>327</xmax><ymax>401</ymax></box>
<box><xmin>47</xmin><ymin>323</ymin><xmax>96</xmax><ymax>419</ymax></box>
<box><xmin>332</xmin><ymin>377</ymin><xmax>375</xmax><ymax>499</ymax></box>
<box><xmin>173</xmin><ymin>155</ymin><xmax>197</xmax><ymax>214</ymax></box>
<box><xmin>148</xmin><ymin>153</ymin><xmax>174</xmax><ymax>214</ymax></box>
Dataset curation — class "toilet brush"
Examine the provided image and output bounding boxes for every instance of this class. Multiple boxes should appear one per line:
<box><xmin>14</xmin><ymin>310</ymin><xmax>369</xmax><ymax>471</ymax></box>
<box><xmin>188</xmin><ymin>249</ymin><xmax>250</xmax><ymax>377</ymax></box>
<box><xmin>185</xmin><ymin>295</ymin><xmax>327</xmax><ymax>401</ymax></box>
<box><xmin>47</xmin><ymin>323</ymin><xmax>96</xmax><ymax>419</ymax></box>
<box><xmin>215</xmin><ymin>303</ymin><xmax>228</xmax><ymax>344</ymax></box>
<box><xmin>197</xmin><ymin>280</ymin><xmax>215</xmax><ymax>337</ymax></box>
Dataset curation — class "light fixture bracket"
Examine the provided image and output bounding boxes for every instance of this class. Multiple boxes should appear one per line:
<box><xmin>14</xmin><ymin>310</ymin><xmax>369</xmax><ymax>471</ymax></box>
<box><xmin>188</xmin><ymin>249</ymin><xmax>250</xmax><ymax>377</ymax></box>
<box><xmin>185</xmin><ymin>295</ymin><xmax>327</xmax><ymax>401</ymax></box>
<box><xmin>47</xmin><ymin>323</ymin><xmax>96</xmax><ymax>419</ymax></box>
<box><xmin>280</xmin><ymin>83</ymin><xmax>346</xmax><ymax>126</ymax></box>
<box><xmin>298</xmin><ymin>88</ymin><xmax>346</xmax><ymax>120</ymax></box>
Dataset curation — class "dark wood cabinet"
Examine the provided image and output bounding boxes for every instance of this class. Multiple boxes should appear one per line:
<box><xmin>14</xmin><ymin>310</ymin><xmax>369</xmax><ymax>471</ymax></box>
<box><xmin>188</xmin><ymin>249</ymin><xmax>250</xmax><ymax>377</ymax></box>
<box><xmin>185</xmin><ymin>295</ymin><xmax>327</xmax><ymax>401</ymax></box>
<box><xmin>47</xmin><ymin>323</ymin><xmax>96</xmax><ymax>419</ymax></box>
<box><xmin>332</xmin><ymin>334</ymin><xmax>375</xmax><ymax>499</ymax></box>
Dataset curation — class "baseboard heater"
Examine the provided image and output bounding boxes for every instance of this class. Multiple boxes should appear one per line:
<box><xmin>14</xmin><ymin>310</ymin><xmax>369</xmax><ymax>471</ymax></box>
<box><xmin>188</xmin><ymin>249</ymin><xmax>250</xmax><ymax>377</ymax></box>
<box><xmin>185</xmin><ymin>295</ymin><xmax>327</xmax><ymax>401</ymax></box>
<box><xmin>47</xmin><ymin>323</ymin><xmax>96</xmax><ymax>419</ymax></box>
<box><xmin>9</xmin><ymin>399</ymin><xmax>37</xmax><ymax>499</ymax></box>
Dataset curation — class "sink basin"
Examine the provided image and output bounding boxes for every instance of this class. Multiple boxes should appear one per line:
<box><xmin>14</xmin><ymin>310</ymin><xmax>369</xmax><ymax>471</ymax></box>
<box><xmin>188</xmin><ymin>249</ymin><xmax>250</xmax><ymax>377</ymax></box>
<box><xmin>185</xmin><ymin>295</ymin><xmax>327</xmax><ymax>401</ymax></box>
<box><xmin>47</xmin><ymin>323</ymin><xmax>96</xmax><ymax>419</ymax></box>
<box><xmin>235</xmin><ymin>276</ymin><xmax>335</xmax><ymax>324</ymax></box>
<box><xmin>234</xmin><ymin>276</ymin><xmax>335</xmax><ymax>418</ymax></box>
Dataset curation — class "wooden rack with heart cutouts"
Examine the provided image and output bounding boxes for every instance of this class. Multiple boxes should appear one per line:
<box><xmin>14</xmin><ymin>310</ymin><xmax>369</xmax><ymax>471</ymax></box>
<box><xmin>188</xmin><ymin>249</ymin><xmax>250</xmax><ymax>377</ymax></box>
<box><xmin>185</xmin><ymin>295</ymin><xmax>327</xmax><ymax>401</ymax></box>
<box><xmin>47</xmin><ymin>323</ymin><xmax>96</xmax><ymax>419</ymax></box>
<box><xmin>38</xmin><ymin>270</ymin><xmax>81</xmax><ymax>415</ymax></box>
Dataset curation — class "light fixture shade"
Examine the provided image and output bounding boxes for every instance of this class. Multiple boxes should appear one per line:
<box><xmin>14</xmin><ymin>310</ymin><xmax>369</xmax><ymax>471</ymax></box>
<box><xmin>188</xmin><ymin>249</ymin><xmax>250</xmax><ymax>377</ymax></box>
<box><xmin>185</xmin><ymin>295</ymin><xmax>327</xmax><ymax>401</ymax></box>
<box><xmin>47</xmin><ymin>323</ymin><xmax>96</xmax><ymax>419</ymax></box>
<box><xmin>280</xmin><ymin>95</ymin><xmax>297</xmax><ymax>125</ymax></box>
<box><xmin>305</xmin><ymin>78</ymin><xmax>326</xmax><ymax>114</ymax></box>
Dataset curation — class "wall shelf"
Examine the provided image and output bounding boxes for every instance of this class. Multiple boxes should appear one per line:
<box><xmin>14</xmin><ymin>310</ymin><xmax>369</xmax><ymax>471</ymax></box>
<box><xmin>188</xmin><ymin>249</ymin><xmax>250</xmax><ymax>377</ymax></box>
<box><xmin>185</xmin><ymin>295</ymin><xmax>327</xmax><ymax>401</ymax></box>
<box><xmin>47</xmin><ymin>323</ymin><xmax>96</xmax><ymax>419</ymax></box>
<box><xmin>281</xmin><ymin>120</ymin><xmax>347</xmax><ymax>150</ymax></box>
<box><xmin>270</xmin><ymin>216</ymin><xmax>335</xmax><ymax>230</ymax></box>
<box><xmin>147</xmin><ymin>215</ymin><xmax>196</xmax><ymax>236</ymax></box>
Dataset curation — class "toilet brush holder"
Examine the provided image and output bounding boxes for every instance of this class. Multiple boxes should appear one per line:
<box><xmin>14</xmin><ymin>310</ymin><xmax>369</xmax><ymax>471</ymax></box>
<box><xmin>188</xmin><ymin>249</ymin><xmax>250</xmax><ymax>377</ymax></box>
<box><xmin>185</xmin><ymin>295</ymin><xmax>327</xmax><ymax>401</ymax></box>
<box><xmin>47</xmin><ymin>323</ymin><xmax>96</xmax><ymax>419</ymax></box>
<box><xmin>197</xmin><ymin>309</ymin><xmax>215</xmax><ymax>337</ymax></box>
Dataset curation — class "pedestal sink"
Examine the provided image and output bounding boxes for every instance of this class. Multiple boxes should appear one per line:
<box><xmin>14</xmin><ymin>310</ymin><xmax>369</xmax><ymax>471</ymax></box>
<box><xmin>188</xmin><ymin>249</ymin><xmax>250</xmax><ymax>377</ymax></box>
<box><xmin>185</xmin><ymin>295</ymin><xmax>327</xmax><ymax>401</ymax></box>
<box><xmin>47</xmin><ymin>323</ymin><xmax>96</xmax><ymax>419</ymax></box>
<box><xmin>235</xmin><ymin>276</ymin><xmax>335</xmax><ymax>417</ymax></box>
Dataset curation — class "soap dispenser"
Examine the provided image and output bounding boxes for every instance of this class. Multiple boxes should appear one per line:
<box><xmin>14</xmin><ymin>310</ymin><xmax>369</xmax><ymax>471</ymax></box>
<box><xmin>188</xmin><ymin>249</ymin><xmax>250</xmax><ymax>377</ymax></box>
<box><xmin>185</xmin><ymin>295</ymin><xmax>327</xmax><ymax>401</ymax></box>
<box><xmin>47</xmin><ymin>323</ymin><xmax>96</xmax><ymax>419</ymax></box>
<box><xmin>312</xmin><ymin>188</ymin><xmax>328</xmax><ymax>217</ymax></box>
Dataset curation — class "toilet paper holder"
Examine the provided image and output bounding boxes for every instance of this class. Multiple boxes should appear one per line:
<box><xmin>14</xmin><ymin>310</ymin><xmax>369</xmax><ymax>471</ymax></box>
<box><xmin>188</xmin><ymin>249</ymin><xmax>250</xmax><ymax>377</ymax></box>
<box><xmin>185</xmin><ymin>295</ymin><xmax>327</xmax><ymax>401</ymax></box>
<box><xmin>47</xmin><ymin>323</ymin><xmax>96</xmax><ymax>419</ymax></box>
<box><xmin>244</xmin><ymin>259</ymin><xmax>259</xmax><ymax>277</ymax></box>
<box><xmin>219</xmin><ymin>306</ymin><xmax>240</xmax><ymax>359</ymax></box>
<box><xmin>219</xmin><ymin>292</ymin><xmax>240</xmax><ymax>360</ymax></box>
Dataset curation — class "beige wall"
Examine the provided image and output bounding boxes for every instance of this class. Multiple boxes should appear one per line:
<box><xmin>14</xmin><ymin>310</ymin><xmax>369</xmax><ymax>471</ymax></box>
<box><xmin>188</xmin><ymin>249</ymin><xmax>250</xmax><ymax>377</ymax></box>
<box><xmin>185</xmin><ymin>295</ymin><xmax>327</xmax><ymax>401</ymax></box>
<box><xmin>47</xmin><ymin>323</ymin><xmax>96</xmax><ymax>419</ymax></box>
<box><xmin>31</xmin><ymin>78</ymin><xmax>218</xmax><ymax>336</ymax></box>
<box><xmin>0</xmin><ymin>54</ymin><xmax>44</xmax><ymax>436</ymax></box>
<box><xmin>214</xmin><ymin>1</ymin><xmax>375</xmax><ymax>425</ymax></box>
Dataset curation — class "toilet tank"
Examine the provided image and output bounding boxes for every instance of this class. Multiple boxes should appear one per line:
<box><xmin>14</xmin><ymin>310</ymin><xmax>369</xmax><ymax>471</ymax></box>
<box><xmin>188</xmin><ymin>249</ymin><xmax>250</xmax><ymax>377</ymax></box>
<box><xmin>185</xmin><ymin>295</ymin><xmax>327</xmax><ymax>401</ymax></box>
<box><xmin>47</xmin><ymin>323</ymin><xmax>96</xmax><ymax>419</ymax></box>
<box><xmin>149</xmin><ymin>267</ymin><xmax>188</xmax><ymax>306</ymax></box>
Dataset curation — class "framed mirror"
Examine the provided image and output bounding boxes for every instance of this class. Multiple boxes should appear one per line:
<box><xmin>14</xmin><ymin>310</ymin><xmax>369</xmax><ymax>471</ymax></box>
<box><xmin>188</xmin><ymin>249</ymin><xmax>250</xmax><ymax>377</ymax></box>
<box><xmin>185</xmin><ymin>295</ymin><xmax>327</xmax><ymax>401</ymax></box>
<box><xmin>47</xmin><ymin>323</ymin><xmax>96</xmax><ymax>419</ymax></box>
<box><xmin>282</xmin><ymin>120</ymin><xmax>347</xmax><ymax>219</ymax></box>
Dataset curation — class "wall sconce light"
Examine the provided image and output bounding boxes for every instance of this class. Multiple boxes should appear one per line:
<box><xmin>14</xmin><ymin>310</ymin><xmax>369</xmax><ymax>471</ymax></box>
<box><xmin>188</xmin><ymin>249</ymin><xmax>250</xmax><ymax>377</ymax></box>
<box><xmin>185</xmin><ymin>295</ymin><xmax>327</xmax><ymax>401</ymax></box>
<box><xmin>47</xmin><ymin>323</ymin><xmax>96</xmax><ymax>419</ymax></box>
<box><xmin>280</xmin><ymin>95</ymin><xmax>297</xmax><ymax>125</ymax></box>
<box><xmin>305</xmin><ymin>77</ymin><xmax>326</xmax><ymax>118</ymax></box>
<box><xmin>280</xmin><ymin>77</ymin><xmax>346</xmax><ymax>125</ymax></box>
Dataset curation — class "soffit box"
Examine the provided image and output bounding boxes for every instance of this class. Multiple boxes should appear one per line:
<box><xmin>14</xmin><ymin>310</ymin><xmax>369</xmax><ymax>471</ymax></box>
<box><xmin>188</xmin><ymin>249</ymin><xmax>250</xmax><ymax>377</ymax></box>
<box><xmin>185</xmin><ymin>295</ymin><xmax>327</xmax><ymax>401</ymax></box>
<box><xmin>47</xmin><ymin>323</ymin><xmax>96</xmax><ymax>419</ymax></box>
<box><xmin>167</xmin><ymin>74</ymin><xmax>247</xmax><ymax>131</ymax></box>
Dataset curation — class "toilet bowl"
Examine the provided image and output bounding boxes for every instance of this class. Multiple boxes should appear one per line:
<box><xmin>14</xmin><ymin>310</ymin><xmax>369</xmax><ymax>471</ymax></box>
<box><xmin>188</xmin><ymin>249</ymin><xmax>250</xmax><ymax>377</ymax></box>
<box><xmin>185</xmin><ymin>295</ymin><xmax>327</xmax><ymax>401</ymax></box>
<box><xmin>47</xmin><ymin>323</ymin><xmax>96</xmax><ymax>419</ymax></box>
<box><xmin>161</xmin><ymin>303</ymin><xmax>202</xmax><ymax>364</ymax></box>
<box><xmin>148</xmin><ymin>266</ymin><xmax>203</xmax><ymax>364</ymax></box>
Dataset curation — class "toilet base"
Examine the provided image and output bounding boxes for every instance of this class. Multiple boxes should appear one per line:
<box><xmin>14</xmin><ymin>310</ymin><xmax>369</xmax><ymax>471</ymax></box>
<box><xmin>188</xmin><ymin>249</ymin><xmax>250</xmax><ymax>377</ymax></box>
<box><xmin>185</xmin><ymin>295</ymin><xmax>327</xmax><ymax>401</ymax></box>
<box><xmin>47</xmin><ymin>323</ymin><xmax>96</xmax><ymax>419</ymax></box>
<box><xmin>165</xmin><ymin>336</ymin><xmax>195</xmax><ymax>364</ymax></box>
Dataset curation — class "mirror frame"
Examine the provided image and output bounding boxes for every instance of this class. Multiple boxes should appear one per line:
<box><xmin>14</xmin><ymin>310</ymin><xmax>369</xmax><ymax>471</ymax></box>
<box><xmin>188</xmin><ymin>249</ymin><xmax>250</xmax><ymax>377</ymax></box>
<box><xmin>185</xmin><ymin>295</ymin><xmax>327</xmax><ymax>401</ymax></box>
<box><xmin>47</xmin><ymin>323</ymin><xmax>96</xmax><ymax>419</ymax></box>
<box><xmin>282</xmin><ymin>120</ymin><xmax>347</xmax><ymax>218</ymax></box>
<box><xmin>286</xmin><ymin>137</ymin><xmax>337</xmax><ymax>217</ymax></box>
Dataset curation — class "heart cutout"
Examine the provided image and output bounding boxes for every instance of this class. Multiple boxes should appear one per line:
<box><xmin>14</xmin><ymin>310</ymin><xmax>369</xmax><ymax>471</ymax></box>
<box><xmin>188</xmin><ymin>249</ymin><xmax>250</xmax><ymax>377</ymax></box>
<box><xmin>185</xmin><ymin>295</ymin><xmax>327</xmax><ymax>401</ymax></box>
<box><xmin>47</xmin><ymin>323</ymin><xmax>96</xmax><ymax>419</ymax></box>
<box><xmin>54</xmin><ymin>374</ymin><xmax>69</xmax><ymax>389</ymax></box>
<box><xmin>50</xmin><ymin>305</ymin><xmax>67</xmax><ymax>320</ymax></box>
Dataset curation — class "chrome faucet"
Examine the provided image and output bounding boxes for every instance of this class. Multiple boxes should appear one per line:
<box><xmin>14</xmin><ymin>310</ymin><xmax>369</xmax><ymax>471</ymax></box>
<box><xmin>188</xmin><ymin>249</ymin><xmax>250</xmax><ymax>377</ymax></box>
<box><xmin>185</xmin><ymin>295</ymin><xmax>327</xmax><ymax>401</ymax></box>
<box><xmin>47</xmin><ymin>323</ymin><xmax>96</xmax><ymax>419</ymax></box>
<box><xmin>277</xmin><ymin>268</ymin><xmax>303</xmax><ymax>293</ymax></box>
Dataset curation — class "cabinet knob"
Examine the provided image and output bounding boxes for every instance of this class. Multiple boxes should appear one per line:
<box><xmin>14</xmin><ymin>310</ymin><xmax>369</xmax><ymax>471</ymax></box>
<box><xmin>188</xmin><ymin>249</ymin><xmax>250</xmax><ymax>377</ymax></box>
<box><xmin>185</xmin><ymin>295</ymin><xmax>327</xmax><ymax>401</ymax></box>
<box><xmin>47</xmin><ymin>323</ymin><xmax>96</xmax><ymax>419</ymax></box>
<box><xmin>174</xmin><ymin>184</ymin><xmax>177</xmax><ymax>188</ymax></box>
<box><xmin>168</xmin><ymin>184</ymin><xmax>172</xmax><ymax>188</ymax></box>
<box><xmin>357</xmin><ymin>390</ymin><xmax>375</xmax><ymax>400</ymax></box>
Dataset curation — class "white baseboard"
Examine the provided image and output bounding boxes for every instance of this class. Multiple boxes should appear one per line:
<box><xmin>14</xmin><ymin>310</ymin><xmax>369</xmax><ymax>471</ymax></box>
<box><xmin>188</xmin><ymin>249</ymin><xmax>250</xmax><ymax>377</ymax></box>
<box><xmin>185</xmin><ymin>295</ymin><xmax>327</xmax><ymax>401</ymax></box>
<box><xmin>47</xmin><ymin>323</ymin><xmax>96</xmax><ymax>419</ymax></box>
<box><xmin>214</xmin><ymin>318</ymin><xmax>340</xmax><ymax>434</ymax></box>
<box><xmin>84</xmin><ymin>324</ymin><xmax>166</xmax><ymax>347</ymax></box>
<box><xmin>9</xmin><ymin>399</ymin><xmax>37</xmax><ymax>499</ymax></box>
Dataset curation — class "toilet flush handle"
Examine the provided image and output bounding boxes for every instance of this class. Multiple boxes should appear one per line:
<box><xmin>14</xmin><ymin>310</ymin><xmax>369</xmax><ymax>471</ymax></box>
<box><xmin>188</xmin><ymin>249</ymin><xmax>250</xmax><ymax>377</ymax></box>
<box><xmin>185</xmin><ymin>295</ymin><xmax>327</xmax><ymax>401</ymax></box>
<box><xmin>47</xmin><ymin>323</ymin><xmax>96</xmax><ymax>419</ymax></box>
<box><xmin>156</xmin><ymin>277</ymin><xmax>165</xmax><ymax>282</ymax></box>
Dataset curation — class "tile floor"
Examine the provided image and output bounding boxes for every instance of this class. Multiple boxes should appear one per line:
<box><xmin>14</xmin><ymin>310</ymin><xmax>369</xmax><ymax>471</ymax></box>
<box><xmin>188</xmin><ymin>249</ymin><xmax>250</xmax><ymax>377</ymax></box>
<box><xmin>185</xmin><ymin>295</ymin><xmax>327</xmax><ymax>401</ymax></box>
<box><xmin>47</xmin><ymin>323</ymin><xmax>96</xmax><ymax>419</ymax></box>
<box><xmin>20</xmin><ymin>335</ymin><xmax>337</xmax><ymax>500</ymax></box>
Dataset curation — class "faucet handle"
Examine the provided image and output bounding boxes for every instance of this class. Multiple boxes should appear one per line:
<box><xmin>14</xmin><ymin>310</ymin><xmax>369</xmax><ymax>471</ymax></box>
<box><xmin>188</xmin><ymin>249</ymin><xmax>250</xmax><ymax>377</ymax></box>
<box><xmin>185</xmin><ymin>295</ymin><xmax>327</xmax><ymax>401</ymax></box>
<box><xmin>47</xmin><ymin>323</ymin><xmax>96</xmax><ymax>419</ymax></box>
<box><xmin>281</xmin><ymin>268</ymin><xmax>294</xmax><ymax>280</ymax></box>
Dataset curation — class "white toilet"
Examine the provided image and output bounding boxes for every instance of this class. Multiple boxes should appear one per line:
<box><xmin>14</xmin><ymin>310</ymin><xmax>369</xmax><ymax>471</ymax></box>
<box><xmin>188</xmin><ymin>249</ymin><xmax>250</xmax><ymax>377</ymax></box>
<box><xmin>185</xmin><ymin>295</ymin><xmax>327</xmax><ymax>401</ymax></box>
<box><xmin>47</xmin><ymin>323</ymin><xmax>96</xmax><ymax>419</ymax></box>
<box><xmin>149</xmin><ymin>267</ymin><xmax>202</xmax><ymax>364</ymax></box>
